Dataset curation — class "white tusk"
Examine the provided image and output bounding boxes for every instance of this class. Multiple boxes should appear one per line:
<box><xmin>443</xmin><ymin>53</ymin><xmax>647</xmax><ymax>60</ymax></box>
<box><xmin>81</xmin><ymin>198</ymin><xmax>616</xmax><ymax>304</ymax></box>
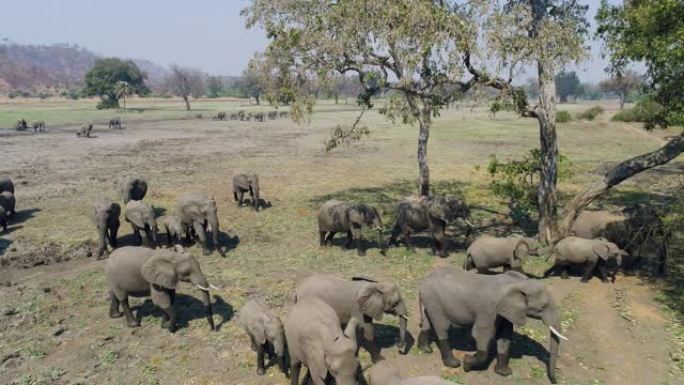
<box><xmin>399</xmin><ymin>314</ymin><xmax>409</xmax><ymax>321</ymax></box>
<box><xmin>464</xmin><ymin>219</ymin><xmax>474</xmax><ymax>227</ymax></box>
<box><xmin>209</xmin><ymin>284</ymin><xmax>222</xmax><ymax>291</ymax></box>
<box><xmin>376</xmin><ymin>226</ymin><xmax>383</xmax><ymax>231</ymax></box>
<box><xmin>196</xmin><ymin>284</ymin><xmax>210</xmax><ymax>291</ymax></box>
<box><xmin>549</xmin><ymin>326</ymin><xmax>569</xmax><ymax>341</ymax></box>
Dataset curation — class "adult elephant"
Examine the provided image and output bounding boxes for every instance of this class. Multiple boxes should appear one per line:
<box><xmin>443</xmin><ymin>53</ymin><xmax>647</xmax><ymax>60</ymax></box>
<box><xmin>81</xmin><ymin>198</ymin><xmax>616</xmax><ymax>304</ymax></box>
<box><xmin>105</xmin><ymin>246</ymin><xmax>218</xmax><ymax>332</ymax></box>
<box><xmin>90</xmin><ymin>198</ymin><xmax>121</xmax><ymax>259</ymax></box>
<box><xmin>0</xmin><ymin>192</ymin><xmax>16</xmax><ymax>217</ymax></box>
<box><xmin>233</xmin><ymin>173</ymin><xmax>261</xmax><ymax>211</ymax></box>
<box><xmin>544</xmin><ymin>236</ymin><xmax>626</xmax><ymax>282</ymax></box>
<box><xmin>124</xmin><ymin>200</ymin><xmax>159</xmax><ymax>248</ymax></box>
<box><xmin>464</xmin><ymin>235</ymin><xmax>542</xmax><ymax>274</ymax></box>
<box><xmin>15</xmin><ymin>119</ymin><xmax>28</xmax><ymax>131</ymax></box>
<box><xmin>175</xmin><ymin>193</ymin><xmax>221</xmax><ymax>255</ymax></box>
<box><xmin>317</xmin><ymin>200</ymin><xmax>384</xmax><ymax>256</ymax></box>
<box><xmin>418</xmin><ymin>267</ymin><xmax>566</xmax><ymax>384</ymax></box>
<box><xmin>122</xmin><ymin>177</ymin><xmax>148</xmax><ymax>203</ymax></box>
<box><xmin>294</xmin><ymin>274</ymin><xmax>408</xmax><ymax>362</ymax></box>
<box><xmin>76</xmin><ymin>124</ymin><xmax>92</xmax><ymax>137</ymax></box>
<box><xmin>109</xmin><ymin>117</ymin><xmax>121</xmax><ymax>129</ymax></box>
<box><xmin>0</xmin><ymin>177</ymin><xmax>14</xmax><ymax>194</ymax></box>
<box><xmin>387</xmin><ymin>196</ymin><xmax>472</xmax><ymax>257</ymax></box>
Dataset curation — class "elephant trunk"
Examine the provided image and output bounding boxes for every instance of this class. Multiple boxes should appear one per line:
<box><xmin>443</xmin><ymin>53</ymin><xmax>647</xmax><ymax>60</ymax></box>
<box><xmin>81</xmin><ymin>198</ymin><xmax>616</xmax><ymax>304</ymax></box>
<box><xmin>254</xmin><ymin>185</ymin><xmax>260</xmax><ymax>211</ymax></box>
<box><xmin>396</xmin><ymin>301</ymin><xmax>408</xmax><ymax>354</ymax></box>
<box><xmin>199</xmin><ymin>287</ymin><xmax>216</xmax><ymax>331</ymax></box>
<box><xmin>542</xmin><ymin>309</ymin><xmax>564</xmax><ymax>384</ymax></box>
<box><xmin>96</xmin><ymin>225</ymin><xmax>107</xmax><ymax>258</ymax></box>
<box><xmin>208</xmin><ymin>214</ymin><xmax>220</xmax><ymax>250</ymax></box>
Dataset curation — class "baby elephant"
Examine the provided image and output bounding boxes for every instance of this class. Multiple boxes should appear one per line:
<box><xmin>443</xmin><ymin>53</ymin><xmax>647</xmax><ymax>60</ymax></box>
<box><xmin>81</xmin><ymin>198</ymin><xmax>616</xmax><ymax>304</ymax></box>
<box><xmin>124</xmin><ymin>200</ymin><xmax>159</xmax><ymax>247</ymax></box>
<box><xmin>318</xmin><ymin>200</ymin><xmax>384</xmax><ymax>256</ymax></box>
<box><xmin>465</xmin><ymin>235</ymin><xmax>540</xmax><ymax>274</ymax></box>
<box><xmin>233</xmin><ymin>173</ymin><xmax>261</xmax><ymax>211</ymax></box>
<box><xmin>369</xmin><ymin>361</ymin><xmax>458</xmax><ymax>385</ymax></box>
<box><xmin>76</xmin><ymin>124</ymin><xmax>93</xmax><ymax>137</ymax></box>
<box><xmin>237</xmin><ymin>299</ymin><xmax>288</xmax><ymax>376</ymax></box>
<box><xmin>159</xmin><ymin>214</ymin><xmax>185</xmax><ymax>247</ymax></box>
<box><xmin>0</xmin><ymin>191</ymin><xmax>16</xmax><ymax>217</ymax></box>
<box><xmin>544</xmin><ymin>236</ymin><xmax>627</xmax><ymax>283</ymax></box>
<box><xmin>91</xmin><ymin>198</ymin><xmax>121</xmax><ymax>259</ymax></box>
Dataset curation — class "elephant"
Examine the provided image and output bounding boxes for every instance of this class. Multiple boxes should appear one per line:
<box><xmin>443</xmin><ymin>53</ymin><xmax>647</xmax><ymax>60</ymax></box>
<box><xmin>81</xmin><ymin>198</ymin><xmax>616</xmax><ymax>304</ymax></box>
<box><xmin>418</xmin><ymin>267</ymin><xmax>567</xmax><ymax>384</ymax></box>
<box><xmin>159</xmin><ymin>214</ymin><xmax>185</xmax><ymax>247</ymax></box>
<box><xmin>15</xmin><ymin>119</ymin><xmax>28</xmax><ymax>131</ymax></box>
<box><xmin>213</xmin><ymin>111</ymin><xmax>227</xmax><ymax>121</ymax></box>
<box><xmin>90</xmin><ymin>198</ymin><xmax>121</xmax><ymax>259</ymax></box>
<box><xmin>278</xmin><ymin>111</ymin><xmax>289</xmax><ymax>118</ymax></box>
<box><xmin>236</xmin><ymin>298</ymin><xmax>288</xmax><ymax>376</ymax></box>
<box><xmin>245</xmin><ymin>112</ymin><xmax>253</xmax><ymax>121</ymax></box>
<box><xmin>175</xmin><ymin>193</ymin><xmax>221</xmax><ymax>255</ymax></box>
<box><xmin>0</xmin><ymin>206</ymin><xmax>7</xmax><ymax>233</ymax></box>
<box><xmin>253</xmin><ymin>112</ymin><xmax>265</xmax><ymax>122</ymax></box>
<box><xmin>268</xmin><ymin>111</ymin><xmax>278</xmax><ymax>120</ymax></box>
<box><xmin>464</xmin><ymin>235</ymin><xmax>541</xmax><ymax>274</ymax></box>
<box><xmin>105</xmin><ymin>245</ymin><xmax>217</xmax><ymax>332</ymax></box>
<box><xmin>31</xmin><ymin>120</ymin><xmax>46</xmax><ymax>132</ymax></box>
<box><xmin>0</xmin><ymin>191</ymin><xmax>16</xmax><ymax>217</ymax></box>
<box><xmin>294</xmin><ymin>274</ymin><xmax>408</xmax><ymax>362</ymax></box>
<box><xmin>229</xmin><ymin>113</ymin><xmax>239</xmax><ymax>120</ymax></box>
<box><xmin>369</xmin><ymin>361</ymin><xmax>458</xmax><ymax>385</ymax></box>
<box><xmin>317</xmin><ymin>200</ymin><xmax>384</xmax><ymax>256</ymax></box>
<box><xmin>121</xmin><ymin>177</ymin><xmax>148</xmax><ymax>203</ymax></box>
<box><xmin>543</xmin><ymin>236</ymin><xmax>627</xmax><ymax>283</ymax></box>
<box><xmin>237</xmin><ymin>110</ymin><xmax>246</xmax><ymax>120</ymax></box>
<box><xmin>233</xmin><ymin>173</ymin><xmax>261</xmax><ymax>211</ymax></box>
<box><xmin>76</xmin><ymin>124</ymin><xmax>92</xmax><ymax>137</ymax></box>
<box><xmin>387</xmin><ymin>196</ymin><xmax>473</xmax><ymax>257</ymax></box>
<box><xmin>286</xmin><ymin>296</ymin><xmax>360</xmax><ymax>385</ymax></box>
<box><xmin>109</xmin><ymin>117</ymin><xmax>122</xmax><ymax>129</ymax></box>
<box><xmin>0</xmin><ymin>177</ymin><xmax>14</xmax><ymax>194</ymax></box>
<box><xmin>124</xmin><ymin>200</ymin><xmax>159</xmax><ymax>248</ymax></box>
<box><xmin>195</xmin><ymin>113</ymin><xmax>203</xmax><ymax>119</ymax></box>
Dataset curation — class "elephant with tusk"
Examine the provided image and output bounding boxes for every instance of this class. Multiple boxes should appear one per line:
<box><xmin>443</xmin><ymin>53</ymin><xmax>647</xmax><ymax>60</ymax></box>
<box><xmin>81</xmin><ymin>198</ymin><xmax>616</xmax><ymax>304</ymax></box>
<box><xmin>317</xmin><ymin>199</ymin><xmax>385</xmax><ymax>256</ymax></box>
<box><xmin>105</xmin><ymin>245</ymin><xmax>216</xmax><ymax>332</ymax></box>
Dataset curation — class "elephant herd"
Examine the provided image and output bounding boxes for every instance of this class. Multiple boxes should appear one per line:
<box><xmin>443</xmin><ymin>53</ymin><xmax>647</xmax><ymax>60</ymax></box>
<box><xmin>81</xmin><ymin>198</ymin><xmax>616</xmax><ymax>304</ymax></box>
<box><xmin>14</xmin><ymin>119</ymin><xmax>46</xmax><ymax>132</ymax></box>
<box><xmin>212</xmin><ymin>109</ymin><xmax>288</xmax><ymax>121</ymax></box>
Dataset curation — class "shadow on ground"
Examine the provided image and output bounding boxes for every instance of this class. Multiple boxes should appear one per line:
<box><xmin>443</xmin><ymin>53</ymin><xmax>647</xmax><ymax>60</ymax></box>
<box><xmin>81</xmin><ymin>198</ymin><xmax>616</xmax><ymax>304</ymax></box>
<box><xmin>135</xmin><ymin>293</ymin><xmax>234</xmax><ymax>331</ymax></box>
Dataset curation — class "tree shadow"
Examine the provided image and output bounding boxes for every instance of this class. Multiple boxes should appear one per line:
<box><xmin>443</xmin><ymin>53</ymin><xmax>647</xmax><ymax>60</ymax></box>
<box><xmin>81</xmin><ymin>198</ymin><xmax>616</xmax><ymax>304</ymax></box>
<box><xmin>11</xmin><ymin>208</ymin><xmax>41</xmax><ymax>225</ymax></box>
<box><xmin>136</xmin><ymin>293</ymin><xmax>233</xmax><ymax>331</ymax></box>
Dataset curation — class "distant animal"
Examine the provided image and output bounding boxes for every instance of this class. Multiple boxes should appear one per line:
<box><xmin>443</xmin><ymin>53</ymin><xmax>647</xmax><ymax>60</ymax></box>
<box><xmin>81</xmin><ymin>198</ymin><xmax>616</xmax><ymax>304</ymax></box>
<box><xmin>105</xmin><ymin>245</ymin><xmax>217</xmax><ymax>332</ymax></box>
<box><xmin>286</xmin><ymin>297</ymin><xmax>360</xmax><ymax>385</ymax></box>
<box><xmin>418</xmin><ymin>267</ymin><xmax>566</xmax><ymax>383</ymax></box>
<box><xmin>121</xmin><ymin>177</ymin><xmax>148</xmax><ymax>203</ymax></box>
<box><xmin>90</xmin><ymin>198</ymin><xmax>121</xmax><ymax>259</ymax></box>
<box><xmin>76</xmin><ymin>124</ymin><xmax>93</xmax><ymax>137</ymax></box>
<box><xmin>294</xmin><ymin>273</ymin><xmax>408</xmax><ymax>362</ymax></box>
<box><xmin>195</xmin><ymin>113</ymin><xmax>203</xmax><ymax>119</ymax></box>
<box><xmin>124</xmin><ymin>200</ymin><xmax>159</xmax><ymax>248</ymax></box>
<box><xmin>0</xmin><ymin>177</ymin><xmax>14</xmax><ymax>194</ymax></box>
<box><xmin>229</xmin><ymin>113</ymin><xmax>238</xmax><ymax>120</ymax></box>
<box><xmin>237</xmin><ymin>110</ymin><xmax>246</xmax><ymax>120</ymax></box>
<box><xmin>267</xmin><ymin>111</ymin><xmax>278</xmax><ymax>120</ymax></box>
<box><xmin>317</xmin><ymin>200</ymin><xmax>384</xmax><ymax>256</ymax></box>
<box><xmin>464</xmin><ymin>235</ymin><xmax>542</xmax><ymax>274</ymax></box>
<box><xmin>543</xmin><ymin>236</ymin><xmax>627</xmax><ymax>283</ymax></box>
<box><xmin>278</xmin><ymin>111</ymin><xmax>288</xmax><ymax>118</ymax></box>
<box><xmin>244</xmin><ymin>112</ymin><xmax>252</xmax><ymax>121</ymax></box>
<box><xmin>369</xmin><ymin>361</ymin><xmax>458</xmax><ymax>385</ymax></box>
<box><xmin>15</xmin><ymin>119</ymin><xmax>28</xmax><ymax>131</ymax></box>
<box><xmin>0</xmin><ymin>206</ymin><xmax>8</xmax><ymax>233</ymax></box>
<box><xmin>159</xmin><ymin>214</ymin><xmax>185</xmax><ymax>247</ymax></box>
<box><xmin>213</xmin><ymin>111</ymin><xmax>227</xmax><ymax>121</ymax></box>
<box><xmin>0</xmin><ymin>191</ymin><xmax>16</xmax><ymax>217</ymax></box>
<box><xmin>232</xmin><ymin>173</ymin><xmax>261</xmax><ymax>211</ymax></box>
<box><xmin>31</xmin><ymin>120</ymin><xmax>46</xmax><ymax>132</ymax></box>
<box><xmin>387</xmin><ymin>195</ymin><xmax>473</xmax><ymax>257</ymax></box>
<box><xmin>236</xmin><ymin>299</ymin><xmax>288</xmax><ymax>376</ymax></box>
<box><xmin>253</xmin><ymin>112</ymin><xmax>265</xmax><ymax>122</ymax></box>
<box><xmin>175</xmin><ymin>193</ymin><xmax>221</xmax><ymax>255</ymax></box>
<box><xmin>108</xmin><ymin>117</ymin><xmax>122</xmax><ymax>129</ymax></box>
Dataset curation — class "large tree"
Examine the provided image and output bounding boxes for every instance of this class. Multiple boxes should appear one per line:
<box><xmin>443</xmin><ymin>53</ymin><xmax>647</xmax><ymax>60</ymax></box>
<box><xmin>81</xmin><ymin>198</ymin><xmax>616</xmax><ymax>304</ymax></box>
<box><xmin>598</xmin><ymin>70</ymin><xmax>643</xmax><ymax>109</ymax></box>
<box><xmin>166</xmin><ymin>65</ymin><xmax>205</xmax><ymax>110</ymax></box>
<box><xmin>240</xmin><ymin>53</ymin><xmax>268</xmax><ymax>105</ymax></box>
<box><xmin>83</xmin><ymin>58</ymin><xmax>148</xmax><ymax>109</ymax></box>
<box><xmin>555</xmin><ymin>70</ymin><xmax>583</xmax><ymax>103</ymax></box>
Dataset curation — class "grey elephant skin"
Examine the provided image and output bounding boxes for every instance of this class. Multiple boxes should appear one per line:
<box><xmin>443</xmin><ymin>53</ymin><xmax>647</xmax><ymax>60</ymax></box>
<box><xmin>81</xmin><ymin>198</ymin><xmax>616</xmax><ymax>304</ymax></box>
<box><xmin>15</xmin><ymin>119</ymin><xmax>28</xmax><ymax>131</ymax></box>
<box><xmin>122</xmin><ymin>177</ymin><xmax>148</xmax><ymax>203</ymax></box>
<box><xmin>544</xmin><ymin>236</ymin><xmax>626</xmax><ymax>282</ymax></box>
<box><xmin>237</xmin><ymin>299</ymin><xmax>288</xmax><ymax>376</ymax></box>
<box><xmin>317</xmin><ymin>200</ymin><xmax>384</xmax><ymax>256</ymax></box>
<box><xmin>175</xmin><ymin>193</ymin><xmax>221</xmax><ymax>255</ymax></box>
<box><xmin>159</xmin><ymin>214</ymin><xmax>185</xmax><ymax>247</ymax></box>
<box><xmin>253</xmin><ymin>112</ymin><xmax>265</xmax><ymax>122</ymax></box>
<box><xmin>90</xmin><ymin>198</ymin><xmax>121</xmax><ymax>259</ymax></box>
<box><xmin>105</xmin><ymin>246</ymin><xmax>216</xmax><ymax>332</ymax></box>
<box><xmin>369</xmin><ymin>361</ymin><xmax>458</xmax><ymax>385</ymax></box>
<box><xmin>124</xmin><ymin>200</ymin><xmax>159</xmax><ymax>248</ymax></box>
<box><xmin>0</xmin><ymin>191</ymin><xmax>16</xmax><ymax>217</ymax></box>
<box><xmin>0</xmin><ymin>206</ymin><xmax>7</xmax><ymax>233</ymax></box>
<box><xmin>109</xmin><ymin>117</ymin><xmax>121</xmax><ymax>129</ymax></box>
<box><xmin>285</xmin><ymin>296</ymin><xmax>360</xmax><ymax>385</ymax></box>
<box><xmin>388</xmin><ymin>196</ymin><xmax>472</xmax><ymax>257</ymax></box>
<box><xmin>233</xmin><ymin>173</ymin><xmax>261</xmax><ymax>211</ymax></box>
<box><xmin>294</xmin><ymin>273</ymin><xmax>408</xmax><ymax>361</ymax></box>
<box><xmin>31</xmin><ymin>120</ymin><xmax>46</xmax><ymax>132</ymax></box>
<box><xmin>465</xmin><ymin>235</ymin><xmax>540</xmax><ymax>273</ymax></box>
<box><xmin>0</xmin><ymin>177</ymin><xmax>14</xmax><ymax>194</ymax></box>
<box><xmin>76</xmin><ymin>124</ymin><xmax>92</xmax><ymax>137</ymax></box>
<box><xmin>418</xmin><ymin>267</ymin><xmax>566</xmax><ymax>384</ymax></box>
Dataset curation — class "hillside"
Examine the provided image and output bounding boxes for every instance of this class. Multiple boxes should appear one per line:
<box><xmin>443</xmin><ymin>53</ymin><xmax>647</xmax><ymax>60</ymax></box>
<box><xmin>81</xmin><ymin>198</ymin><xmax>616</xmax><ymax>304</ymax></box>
<box><xmin>0</xmin><ymin>43</ymin><xmax>168</xmax><ymax>93</ymax></box>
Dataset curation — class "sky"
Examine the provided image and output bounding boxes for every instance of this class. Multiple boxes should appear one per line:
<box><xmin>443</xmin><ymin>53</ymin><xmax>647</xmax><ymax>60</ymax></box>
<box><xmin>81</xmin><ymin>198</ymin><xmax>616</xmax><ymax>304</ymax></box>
<box><xmin>0</xmin><ymin>0</ymin><xmax>614</xmax><ymax>82</ymax></box>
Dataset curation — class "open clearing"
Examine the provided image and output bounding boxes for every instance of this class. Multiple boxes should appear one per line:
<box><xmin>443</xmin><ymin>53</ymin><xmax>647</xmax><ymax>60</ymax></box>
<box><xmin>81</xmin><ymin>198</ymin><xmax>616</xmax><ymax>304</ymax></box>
<box><xmin>0</xmin><ymin>98</ymin><xmax>682</xmax><ymax>385</ymax></box>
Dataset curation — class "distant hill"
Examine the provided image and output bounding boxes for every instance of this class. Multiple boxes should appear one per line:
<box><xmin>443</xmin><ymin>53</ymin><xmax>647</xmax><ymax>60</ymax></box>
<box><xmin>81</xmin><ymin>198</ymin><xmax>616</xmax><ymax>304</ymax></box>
<box><xmin>0</xmin><ymin>43</ymin><xmax>169</xmax><ymax>94</ymax></box>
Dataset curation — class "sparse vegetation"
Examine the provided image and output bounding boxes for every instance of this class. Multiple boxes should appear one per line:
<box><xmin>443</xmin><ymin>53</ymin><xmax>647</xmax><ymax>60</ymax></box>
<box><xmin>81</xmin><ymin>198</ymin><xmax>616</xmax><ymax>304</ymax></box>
<box><xmin>556</xmin><ymin>111</ymin><xmax>573</xmax><ymax>123</ymax></box>
<box><xmin>577</xmin><ymin>106</ymin><xmax>604</xmax><ymax>121</ymax></box>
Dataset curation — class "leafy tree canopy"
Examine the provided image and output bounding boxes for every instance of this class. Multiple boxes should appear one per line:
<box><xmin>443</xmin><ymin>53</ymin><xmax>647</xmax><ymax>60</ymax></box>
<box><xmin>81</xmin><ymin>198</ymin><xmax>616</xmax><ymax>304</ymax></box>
<box><xmin>83</xmin><ymin>58</ymin><xmax>148</xmax><ymax>109</ymax></box>
<box><xmin>555</xmin><ymin>70</ymin><xmax>583</xmax><ymax>103</ymax></box>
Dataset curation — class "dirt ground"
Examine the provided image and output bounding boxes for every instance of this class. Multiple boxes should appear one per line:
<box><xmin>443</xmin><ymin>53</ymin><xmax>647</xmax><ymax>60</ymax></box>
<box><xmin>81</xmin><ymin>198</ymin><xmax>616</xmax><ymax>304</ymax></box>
<box><xmin>0</xmin><ymin>101</ymin><xmax>682</xmax><ymax>385</ymax></box>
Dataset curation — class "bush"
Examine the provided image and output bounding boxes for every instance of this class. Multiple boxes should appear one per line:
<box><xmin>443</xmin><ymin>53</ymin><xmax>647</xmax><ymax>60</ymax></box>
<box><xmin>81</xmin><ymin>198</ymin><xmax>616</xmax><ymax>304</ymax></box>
<box><xmin>610</xmin><ymin>95</ymin><xmax>679</xmax><ymax>129</ymax></box>
<box><xmin>577</xmin><ymin>106</ymin><xmax>604</xmax><ymax>120</ymax></box>
<box><xmin>556</xmin><ymin>111</ymin><xmax>572</xmax><ymax>123</ymax></box>
<box><xmin>612</xmin><ymin>108</ymin><xmax>638</xmax><ymax>122</ymax></box>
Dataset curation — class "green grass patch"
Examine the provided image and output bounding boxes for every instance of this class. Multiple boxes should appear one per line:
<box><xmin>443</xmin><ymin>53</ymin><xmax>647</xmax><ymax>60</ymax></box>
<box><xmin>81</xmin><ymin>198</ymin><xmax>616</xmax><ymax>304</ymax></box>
<box><xmin>556</xmin><ymin>111</ymin><xmax>572</xmax><ymax>123</ymax></box>
<box><xmin>576</xmin><ymin>106</ymin><xmax>604</xmax><ymax>121</ymax></box>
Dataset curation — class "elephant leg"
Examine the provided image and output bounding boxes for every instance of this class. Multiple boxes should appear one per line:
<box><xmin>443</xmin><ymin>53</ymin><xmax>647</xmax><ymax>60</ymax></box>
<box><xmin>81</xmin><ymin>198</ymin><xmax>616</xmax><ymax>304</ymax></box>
<box><xmin>494</xmin><ymin>319</ymin><xmax>514</xmax><ymax>377</ymax></box>
<box><xmin>193</xmin><ymin>222</ymin><xmax>210</xmax><ymax>255</ymax></box>
<box><xmin>319</xmin><ymin>231</ymin><xmax>327</xmax><ymax>247</ymax></box>
<box><xmin>418</xmin><ymin>301</ymin><xmax>434</xmax><ymax>353</ymax></box>
<box><xmin>256</xmin><ymin>342</ymin><xmax>266</xmax><ymax>375</ymax></box>
<box><xmin>362</xmin><ymin>321</ymin><xmax>382</xmax><ymax>363</ymax></box>
<box><xmin>325</xmin><ymin>231</ymin><xmax>336</xmax><ymax>246</ymax></box>
<box><xmin>120</xmin><ymin>297</ymin><xmax>140</xmax><ymax>327</ymax></box>
<box><xmin>351</xmin><ymin>228</ymin><xmax>365</xmax><ymax>256</ymax></box>
<box><xmin>132</xmin><ymin>226</ymin><xmax>142</xmax><ymax>246</ymax></box>
<box><xmin>233</xmin><ymin>190</ymin><xmax>238</xmax><ymax>202</ymax></box>
<box><xmin>402</xmin><ymin>229</ymin><xmax>414</xmax><ymax>252</ymax></box>
<box><xmin>438</xmin><ymin>339</ymin><xmax>461</xmax><ymax>368</ymax></box>
<box><xmin>561</xmin><ymin>265</ymin><xmax>570</xmax><ymax>279</ymax></box>
<box><xmin>581</xmin><ymin>260</ymin><xmax>598</xmax><ymax>283</ymax></box>
<box><xmin>249</xmin><ymin>187</ymin><xmax>256</xmax><ymax>210</ymax></box>
<box><xmin>161</xmin><ymin>306</ymin><xmax>176</xmax><ymax>332</ymax></box>
<box><xmin>388</xmin><ymin>224</ymin><xmax>401</xmax><ymax>247</ymax></box>
<box><xmin>433</xmin><ymin>231</ymin><xmax>448</xmax><ymax>257</ymax></box>
<box><xmin>290</xmin><ymin>360</ymin><xmax>301</xmax><ymax>385</ymax></box>
<box><xmin>236</xmin><ymin>190</ymin><xmax>244</xmax><ymax>207</ymax></box>
<box><xmin>344</xmin><ymin>231</ymin><xmax>353</xmax><ymax>249</ymax></box>
<box><xmin>109</xmin><ymin>292</ymin><xmax>123</xmax><ymax>318</ymax></box>
<box><xmin>464</xmin><ymin>318</ymin><xmax>494</xmax><ymax>372</ymax></box>
<box><xmin>597</xmin><ymin>264</ymin><xmax>609</xmax><ymax>283</ymax></box>
<box><xmin>417</xmin><ymin>330</ymin><xmax>433</xmax><ymax>353</ymax></box>
<box><xmin>428</xmin><ymin>312</ymin><xmax>459</xmax><ymax>368</ymax></box>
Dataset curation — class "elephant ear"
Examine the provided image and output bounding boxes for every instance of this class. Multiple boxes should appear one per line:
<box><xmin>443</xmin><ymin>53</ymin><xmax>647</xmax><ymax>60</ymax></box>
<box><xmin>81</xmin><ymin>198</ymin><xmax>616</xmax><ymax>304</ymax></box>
<box><xmin>304</xmin><ymin>336</ymin><xmax>328</xmax><ymax>382</ymax></box>
<box><xmin>127</xmin><ymin>208</ymin><xmax>145</xmax><ymax>228</ymax></box>
<box><xmin>513</xmin><ymin>240</ymin><xmax>530</xmax><ymax>260</ymax></box>
<box><xmin>347</xmin><ymin>206</ymin><xmax>364</xmax><ymax>226</ymax></box>
<box><xmin>427</xmin><ymin>197</ymin><xmax>447</xmax><ymax>221</ymax></box>
<box><xmin>249</xmin><ymin>320</ymin><xmax>268</xmax><ymax>346</ymax></box>
<box><xmin>496</xmin><ymin>287</ymin><xmax>528</xmax><ymax>327</ymax></box>
<box><xmin>141</xmin><ymin>256</ymin><xmax>178</xmax><ymax>289</ymax></box>
<box><xmin>357</xmin><ymin>284</ymin><xmax>385</xmax><ymax>321</ymax></box>
<box><xmin>592</xmin><ymin>242</ymin><xmax>610</xmax><ymax>261</ymax></box>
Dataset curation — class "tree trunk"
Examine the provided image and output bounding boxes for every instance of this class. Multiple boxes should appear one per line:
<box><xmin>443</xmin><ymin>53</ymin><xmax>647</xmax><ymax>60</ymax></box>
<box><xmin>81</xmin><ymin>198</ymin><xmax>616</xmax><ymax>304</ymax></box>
<box><xmin>619</xmin><ymin>92</ymin><xmax>626</xmax><ymax>109</ymax></box>
<box><xmin>183</xmin><ymin>96</ymin><xmax>191</xmax><ymax>111</ymax></box>
<box><xmin>417</xmin><ymin>104</ymin><xmax>432</xmax><ymax>196</ymax></box>
<box><xmin>255</xmin><ymin>94</ymin><xmax>260</xmax><ymax>105</ymax></box>
<box><xmin>536</xmin><ymin>60</ymin><xmax>560</xmax><ymax>243</ymax></box>
<box><xmin>556</xmin><ymin>133</ymin><xmax>684</xmax><ymax>241</ymax></box>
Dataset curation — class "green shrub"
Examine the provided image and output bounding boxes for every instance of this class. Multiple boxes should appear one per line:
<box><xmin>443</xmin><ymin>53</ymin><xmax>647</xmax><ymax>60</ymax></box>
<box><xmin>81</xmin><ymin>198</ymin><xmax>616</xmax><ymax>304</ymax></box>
<box><xmin>611</xmin><ymin>108</ymin><xmax>638</xmax><ymax>122</ymax></box>
<box><xmin>610</xmin><ymin>95</ymin><xmax>677</xmax><ymax>129</ymax></box>
<box><xmin>577</xmin><ymin>106</ymin><xmax>604</xmax><ymax>120</ymax></box>
<box><xmin>556</xmin><ymin>111</ymin><xmax>572</xmax><ymax>123</ymax></box>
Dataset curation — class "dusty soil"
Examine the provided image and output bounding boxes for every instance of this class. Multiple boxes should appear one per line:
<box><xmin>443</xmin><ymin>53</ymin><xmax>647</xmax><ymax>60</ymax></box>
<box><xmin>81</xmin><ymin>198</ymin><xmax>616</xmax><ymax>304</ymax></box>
<box><xmin>0</xmin><ymin>104</ymin><xmax>682</xmax><ymax>385</ymax></box>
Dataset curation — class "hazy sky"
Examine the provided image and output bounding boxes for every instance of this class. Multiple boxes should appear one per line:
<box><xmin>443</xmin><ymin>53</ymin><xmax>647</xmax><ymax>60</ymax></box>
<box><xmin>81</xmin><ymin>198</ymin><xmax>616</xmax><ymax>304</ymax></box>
<box><xmin>0</xmin><ymin>0</ymin><xmax>614</xmax><ymax>82</ymax></box>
